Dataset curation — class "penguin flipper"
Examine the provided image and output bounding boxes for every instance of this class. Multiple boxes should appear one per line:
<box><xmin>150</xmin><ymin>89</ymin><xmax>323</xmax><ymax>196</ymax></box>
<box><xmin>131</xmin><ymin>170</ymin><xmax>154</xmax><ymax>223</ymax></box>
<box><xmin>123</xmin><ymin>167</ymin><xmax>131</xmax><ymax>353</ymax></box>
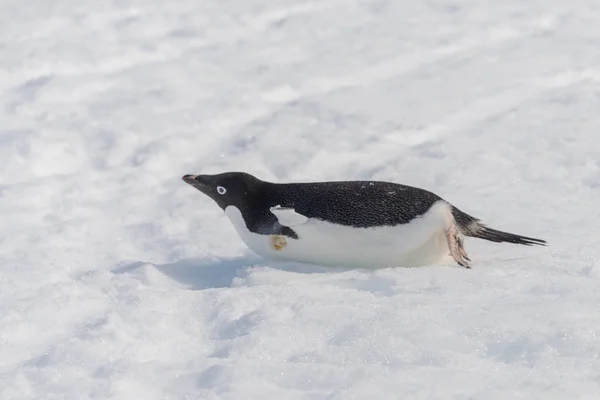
<box><xmin>270</xmin><ymin>205</ymin><xmax>309</xmax><ymax>227</ymax></box>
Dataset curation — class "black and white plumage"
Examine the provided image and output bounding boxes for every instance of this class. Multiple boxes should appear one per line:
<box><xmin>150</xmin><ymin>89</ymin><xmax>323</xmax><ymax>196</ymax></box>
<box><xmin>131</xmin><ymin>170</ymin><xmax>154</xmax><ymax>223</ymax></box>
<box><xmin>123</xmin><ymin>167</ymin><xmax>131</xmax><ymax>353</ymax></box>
<box><xmin>182</xmin><ymin>172</ymin><xmax>546</xmax><ymax>269</ymax></box>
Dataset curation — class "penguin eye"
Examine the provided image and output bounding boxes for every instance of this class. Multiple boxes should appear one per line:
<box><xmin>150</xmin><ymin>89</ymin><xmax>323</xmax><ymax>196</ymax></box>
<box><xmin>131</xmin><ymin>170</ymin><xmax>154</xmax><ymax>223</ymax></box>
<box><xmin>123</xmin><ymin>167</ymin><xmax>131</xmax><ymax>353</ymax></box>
<box><xmin>216</xmin><ymin>186</ymin><xmax>227</xmax><ymax>195</ymax></box>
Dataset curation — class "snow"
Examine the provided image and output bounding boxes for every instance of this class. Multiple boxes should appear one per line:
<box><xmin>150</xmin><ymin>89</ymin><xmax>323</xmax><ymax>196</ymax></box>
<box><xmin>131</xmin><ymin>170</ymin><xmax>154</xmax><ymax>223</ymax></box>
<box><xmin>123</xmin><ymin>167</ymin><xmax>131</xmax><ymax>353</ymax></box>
<box><xmin>1</xmin><ymin>0</ymin><xmax>600</xmax><ymax>398</ymax></box>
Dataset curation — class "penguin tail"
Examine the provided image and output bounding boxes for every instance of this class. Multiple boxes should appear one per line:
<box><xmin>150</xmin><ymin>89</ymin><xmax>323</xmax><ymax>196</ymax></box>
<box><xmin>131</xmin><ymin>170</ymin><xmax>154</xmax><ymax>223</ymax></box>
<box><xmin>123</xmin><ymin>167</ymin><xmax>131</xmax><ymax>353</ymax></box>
<box><xmin>450</xmin><ymin>205</ymin><xmax>547</xmax><ymax>246</ymax></box>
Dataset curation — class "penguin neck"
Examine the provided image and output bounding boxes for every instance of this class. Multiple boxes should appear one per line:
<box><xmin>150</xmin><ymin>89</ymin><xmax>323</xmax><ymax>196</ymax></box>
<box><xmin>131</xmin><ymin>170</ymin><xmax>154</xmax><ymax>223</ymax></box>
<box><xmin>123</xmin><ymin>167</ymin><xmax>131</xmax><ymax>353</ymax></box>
<box><xmin>223</xmin><ymin>182</ymin><xmax>300</xmax><ymax>239</ymax></box>
<box><xmin>225</xmin><ymin>182</ymin><xmax>272</xmax><ymax>228</ymax></box>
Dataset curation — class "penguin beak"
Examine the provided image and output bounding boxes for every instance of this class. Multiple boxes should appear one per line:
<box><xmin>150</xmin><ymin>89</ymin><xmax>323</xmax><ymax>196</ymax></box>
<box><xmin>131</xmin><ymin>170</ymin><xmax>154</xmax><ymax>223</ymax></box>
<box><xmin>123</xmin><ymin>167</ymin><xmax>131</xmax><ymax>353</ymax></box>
<box><xmin>182</xmin><ymin>174</ymin><xmax>212</xmax><ymax>192</ymax></box>
<box><xmin>182</xmin><ymin>174</ymin><xmax>199</xmax><ymax>184</ymax></box>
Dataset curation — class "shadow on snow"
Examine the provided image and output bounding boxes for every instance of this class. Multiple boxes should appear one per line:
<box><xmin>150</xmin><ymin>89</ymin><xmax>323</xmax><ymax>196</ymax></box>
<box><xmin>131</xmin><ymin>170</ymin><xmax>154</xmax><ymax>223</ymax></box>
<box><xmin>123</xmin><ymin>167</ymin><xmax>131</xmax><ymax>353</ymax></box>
<box><xmin>112</xmin><ymin>255</ymin><xmax>352</xmax><ymax>290</ymax></box>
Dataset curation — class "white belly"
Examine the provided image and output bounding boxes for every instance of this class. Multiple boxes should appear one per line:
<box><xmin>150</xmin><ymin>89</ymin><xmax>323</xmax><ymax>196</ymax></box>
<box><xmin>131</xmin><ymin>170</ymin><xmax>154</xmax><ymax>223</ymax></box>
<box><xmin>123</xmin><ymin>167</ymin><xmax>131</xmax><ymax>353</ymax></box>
<box><xmin>224</xmin><ymin>201</ymin><xmax>454</xmax><ymax>268</ymax></box>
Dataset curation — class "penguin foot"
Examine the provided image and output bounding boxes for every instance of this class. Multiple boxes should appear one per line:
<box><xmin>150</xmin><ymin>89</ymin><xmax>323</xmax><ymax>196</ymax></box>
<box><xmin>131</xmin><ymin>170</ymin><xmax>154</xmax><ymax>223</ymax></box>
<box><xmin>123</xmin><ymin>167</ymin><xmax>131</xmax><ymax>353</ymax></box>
<box><xmin>446</xmin><ymin>224</ymin><xmax>471</xmax><ymax>268</ymax></box>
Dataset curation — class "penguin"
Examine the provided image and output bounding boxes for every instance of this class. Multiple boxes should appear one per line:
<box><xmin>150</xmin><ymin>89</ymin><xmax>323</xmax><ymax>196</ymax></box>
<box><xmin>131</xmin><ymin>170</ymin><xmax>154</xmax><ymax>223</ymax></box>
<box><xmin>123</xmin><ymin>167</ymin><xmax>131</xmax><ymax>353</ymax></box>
<box><xmin>181</xmin><ymin>172</ymin><xmax>546</xmax><ymax>269</ymax></box>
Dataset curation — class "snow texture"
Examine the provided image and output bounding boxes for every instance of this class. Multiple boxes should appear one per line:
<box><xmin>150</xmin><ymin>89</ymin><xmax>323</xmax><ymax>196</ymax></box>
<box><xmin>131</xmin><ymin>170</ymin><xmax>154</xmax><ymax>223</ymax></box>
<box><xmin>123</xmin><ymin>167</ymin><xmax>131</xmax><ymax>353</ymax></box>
<box><xmin>1</xmin><ymin>0</ymin><xmax>600</xmax><ymax>399</ymax></box>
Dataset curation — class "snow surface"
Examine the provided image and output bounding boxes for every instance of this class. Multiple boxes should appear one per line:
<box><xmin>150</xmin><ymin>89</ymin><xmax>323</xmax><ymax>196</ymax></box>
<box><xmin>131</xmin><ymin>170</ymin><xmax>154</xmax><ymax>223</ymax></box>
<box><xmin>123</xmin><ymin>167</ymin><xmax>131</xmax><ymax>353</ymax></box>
<box><xmin>1</xmin><ymin>0</ymin><xmax>600</xmax><ymax>398</ymax></box>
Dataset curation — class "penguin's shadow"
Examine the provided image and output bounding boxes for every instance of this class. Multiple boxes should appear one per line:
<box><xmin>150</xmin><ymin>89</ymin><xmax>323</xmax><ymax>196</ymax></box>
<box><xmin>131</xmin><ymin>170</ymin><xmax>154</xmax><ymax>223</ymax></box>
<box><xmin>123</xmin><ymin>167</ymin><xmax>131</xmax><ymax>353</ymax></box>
<box><xmin>113</xmin><ymin>255</ymin><xmax>345</xmax><ymax>290</ymax></box>
<box><xmin>156</xmin><ymin>257</ymin><xmax>253</xmax><ymax>290</ymax></box>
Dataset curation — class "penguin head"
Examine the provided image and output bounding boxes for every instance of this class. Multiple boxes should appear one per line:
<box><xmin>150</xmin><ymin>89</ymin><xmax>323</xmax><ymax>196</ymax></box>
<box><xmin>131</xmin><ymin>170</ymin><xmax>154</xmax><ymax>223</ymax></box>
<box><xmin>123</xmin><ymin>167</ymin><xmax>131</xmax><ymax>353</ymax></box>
<box><xmin>182</xmin><ymin>171</ymin><xmax>262</xmax><ymax>210</ymax></box>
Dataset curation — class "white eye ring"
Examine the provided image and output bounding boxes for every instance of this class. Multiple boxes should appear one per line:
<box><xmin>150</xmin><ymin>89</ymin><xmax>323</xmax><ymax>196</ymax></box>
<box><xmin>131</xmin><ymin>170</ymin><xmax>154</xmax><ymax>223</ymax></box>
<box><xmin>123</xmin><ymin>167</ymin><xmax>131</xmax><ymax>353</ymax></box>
<box><xmin>216</xmin><ymin>186</ymin><xmax>227</xmax><ymax>195</ymax></box>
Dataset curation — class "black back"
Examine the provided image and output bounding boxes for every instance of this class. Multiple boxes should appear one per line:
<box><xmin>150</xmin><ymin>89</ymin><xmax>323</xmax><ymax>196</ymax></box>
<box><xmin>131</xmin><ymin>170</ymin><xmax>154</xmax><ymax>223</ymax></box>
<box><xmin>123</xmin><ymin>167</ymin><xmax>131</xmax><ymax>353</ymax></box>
<box><xmin>244</xmin><ymin>179</ymin><xmax>444</xmax><ymax>239</ymax></box>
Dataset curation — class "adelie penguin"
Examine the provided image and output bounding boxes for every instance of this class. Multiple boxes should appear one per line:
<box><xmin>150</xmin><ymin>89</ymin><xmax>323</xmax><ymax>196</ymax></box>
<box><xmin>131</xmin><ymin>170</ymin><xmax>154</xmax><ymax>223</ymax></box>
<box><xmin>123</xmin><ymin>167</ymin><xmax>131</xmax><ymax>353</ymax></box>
<box><xmin>182</xmin><ymin>172</ymin><xmax>546</xmax><ymax>269</ymax></box>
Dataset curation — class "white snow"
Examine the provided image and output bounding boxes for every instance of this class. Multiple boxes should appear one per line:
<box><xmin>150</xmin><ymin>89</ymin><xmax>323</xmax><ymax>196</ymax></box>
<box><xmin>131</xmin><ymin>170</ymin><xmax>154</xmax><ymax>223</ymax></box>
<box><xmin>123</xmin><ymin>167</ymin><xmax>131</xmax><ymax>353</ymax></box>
<box><xmin>1</xmin><ymin>0</ymin><xmax>600</xmax><ymax>398</ymax></box>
